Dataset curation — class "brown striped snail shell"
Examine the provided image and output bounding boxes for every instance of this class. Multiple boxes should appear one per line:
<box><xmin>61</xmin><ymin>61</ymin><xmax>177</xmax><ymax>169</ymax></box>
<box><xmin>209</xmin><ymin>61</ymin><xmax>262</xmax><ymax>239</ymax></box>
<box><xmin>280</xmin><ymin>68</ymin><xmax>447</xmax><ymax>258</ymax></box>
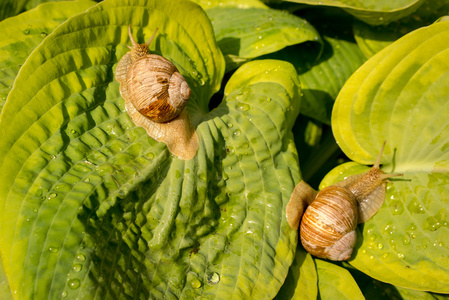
<box><xmin>286</xmin><ymin>141</ymin><xmax>402</xmax><ymax>261</ymax></box>
<box><xmin>115</xmin><ymin>25</ymin><xmax>198</xmax><ymax>160</ymax></box>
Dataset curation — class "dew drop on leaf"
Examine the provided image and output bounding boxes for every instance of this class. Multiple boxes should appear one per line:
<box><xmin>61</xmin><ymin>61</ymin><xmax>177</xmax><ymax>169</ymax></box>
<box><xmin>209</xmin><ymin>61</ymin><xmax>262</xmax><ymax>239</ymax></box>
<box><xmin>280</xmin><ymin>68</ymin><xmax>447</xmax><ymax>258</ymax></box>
<box><xmin>49</xmin><ymin>247</ymin><xmax>59</xmax><ymax>253</ymax></box>
<box><xmin>191</xmin><ymin>278</ymin><xmax>201</xmax><ymax>289</ymax></box>
<box><xmin>72</xmin><ymin>264</ymin><xmax>82</xmax><ymax>272</ymax></box>
<box><xmin>68</xmin><ymin>278</ymin><xmax>80</xmax><ymax>290</ymax></box>
<box><xmin>76</xmin><ymin>254</ymin><xmax>86</xmax><ymax>261</ymax></box>
<box><xmin>237</xmin><ymin>102</ymin><xmax>250</xmax><ymax>111</ymax></box>
<box><xmin>207</xmin><ymin>272</ymin><xmax>220</xmax><ymax>285</ymax></box>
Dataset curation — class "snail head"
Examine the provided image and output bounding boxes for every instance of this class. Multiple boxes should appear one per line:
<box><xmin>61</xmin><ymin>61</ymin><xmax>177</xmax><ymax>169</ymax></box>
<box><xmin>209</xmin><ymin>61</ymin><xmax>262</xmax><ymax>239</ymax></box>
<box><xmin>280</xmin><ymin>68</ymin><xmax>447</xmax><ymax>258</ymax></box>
<box><xmin>127</xmin><ymin>25</ymin><xmax>158</xmax><ymax>62</ymax></box>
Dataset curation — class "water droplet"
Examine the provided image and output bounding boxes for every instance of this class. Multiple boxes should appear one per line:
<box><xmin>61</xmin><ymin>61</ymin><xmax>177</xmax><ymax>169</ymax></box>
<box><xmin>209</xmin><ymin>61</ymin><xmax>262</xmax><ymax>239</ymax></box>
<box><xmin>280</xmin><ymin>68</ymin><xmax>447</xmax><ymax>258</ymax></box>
<box><xmin>199</xmin><ymin>173</ymin><xmax>207</xmax><ymax>182</ymax></box>
<box><xmin>49</xmin><ymin>247</ymin><xmax>59</xmax><ymax>253</ymax></box>
<box><xmin>233</xmin><ymin>129</ymin><xmax>241</xmax><ymax>137</ymax></box>
<box><xmin>23</xmin><ymin>29</ymin><xmax>30</xmax><ymax>35</ymax></box>
<box><xmin>227</xmin><ymin>123</ymin><xmax>233</xmax><ymax>128</ymax></box>
<box><xmin>390</xmin><ymin>200</ymin><xmax>404</xmax><ymax>215</ymax></box>
<box><xmin>72</xmin><ymin>264</ymin><xmax>82</xmax><ymax>272</ymax></box>
<box><xmin>40</xmin><ymin>32</ymin><xmax>47</xmax><ymax>37</ymax></box>
<box><xmin>403</xmin><ymin>234</ymin><xmax>411</xmax><ymax>245</ymax></box>
<box><xmin>237</xmin><ymin>102</ymin><xmax>250</xmax><ymax>111</ymax></box>
<box><xmin>68</xmin><ymin>278</ymin><xmax>80</xmax><ymax>290</ymax></box>
<box><xmin>191</xmin><ymin>278</ymin><xmax>201</xmax><ymax>289</ymax></box>
<box><xmin>377</xmin><ymin>243</ymin><xmax>384</xmax><ymax>249</ymax></box>
<box><xmin>207</xmin><ymin>272</ymin><xmax>220</xmax><ymax>285</ymax></box>
<box><xmin>76</xmin><ymin>254</ymin><xmax>86</xmax><ymax>261</ymax></box>
<box><xmin>84</xmin><ymin>178</ymin><xmax>90</xmax><ymax>183</ymax></box>
<box><xmin>265</xmin><ymin>97</ymin><xmax>271</xmax><ymax>102</ymax></box>
<box><xmin>70</xmin><ymin>129</ymin><xmax>77</xmax><ymax>134</ymax></box>
<box><xmin>48</xmin><ymin>193</ymin><xmax>57</xmax><ymax>199</ymax></box>
<box><xmin>382</xmin><ymin>253</ymin><xmax>389</xmax><ymax>259</ymax></box>
<box><xmin>147</xmin><ymin>152</ymin><xmax>155</xmax><ymax>160</ymax></box>
<box><xmin>61</xmin><ymin>290</ymin><xmax>68</xmax><ymax>297</ymax></box>
<box><xmin>199</xmin><ymin>79</ymin><xmax>205</xmax><ymax>86</ymax></box>
<box><xmin>361</xmin><ymin>249</ymin><xmax>367</xmax><ymax>254</ymax></box>
<box><xmin>397</xmin><ymin>253</ymin><xmax>404</xmax><ymax>259</ymax></box>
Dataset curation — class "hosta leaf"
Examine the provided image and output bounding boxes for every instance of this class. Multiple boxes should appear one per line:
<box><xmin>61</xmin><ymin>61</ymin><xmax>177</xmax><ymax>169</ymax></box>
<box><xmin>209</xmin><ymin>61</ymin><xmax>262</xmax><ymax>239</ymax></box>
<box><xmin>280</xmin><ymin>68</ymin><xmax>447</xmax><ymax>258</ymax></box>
<box><xmin>264</xmin><ymin>11</ymin><xmax>366</xmax><ymax>124</ymax></box>
<box><xmin>0</xmin><ymin>0</ymin><xmax>27</xmax><ymax>21</ymax></box>
<box><xmin>347</xmin><ymin>265</ymin><xmax>449</xmax><ymax>300</ymax></box>
<box><xmin>275</xmin><ymin>250</ymin><xmax>317</xmax><ymax>300</ymax></box>
<box><xmin>191</xmin><ymin>0</ymin><xmax>268</xmax><ymax>9</ymax></box>
<box><xmin>328</xmin><ymin>20</ymin><xmax>449</xmax><ymax>292</ymax></box>
<box><xmin>0</xmin><ymin>0</ymin><xmax>96</xmax><ymax>113</ymax></box>
<box><xmin>353</xmin><ymin>0</ymin><xmax>449</xmax><ymax>58</ymax></box>
<box><xmin>25</xmin><ymin>0</ymin><xmax>76</xmax><ymax>11</ymax></box>
<box><xmin>207</xmin><ymin>6</ymin><xmax>321</xmax><ymax>71</ymax></box>
<box><xmin>0</xmin><ymin>0</ymin><xmax>301</xmax><ymax>299</ymax></box>
<box><xmin>315</xmin><ymin>259</ymin><xmax>364</xmax><ymax>299</ymax></box>
<box><xmin>281</xmin><ymin>0</ymin><xmax>426</xmax><ymax>25</ymax></box>
<box><xmin>0</xmin><ymin>259</ymin><xmax>12</xmax><ymax>300</ymax></box>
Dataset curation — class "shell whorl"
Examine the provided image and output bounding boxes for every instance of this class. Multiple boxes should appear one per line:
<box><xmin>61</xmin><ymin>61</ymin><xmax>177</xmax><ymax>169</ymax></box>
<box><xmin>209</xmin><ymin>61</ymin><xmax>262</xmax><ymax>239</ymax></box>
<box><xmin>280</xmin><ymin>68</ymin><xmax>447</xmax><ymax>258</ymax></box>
<box><xmin>126</xmin><ymin>54</ymin><xmax>190</xmax><ymax>123</ymax></box>
<box><xmin>121</xmin><ymin>25</ymin><xmax>191</xmax><ymax>123</ymax></box>
<box><xmin>300</xmin><ymin>186</ymin><xmax>358</xmax><ymax>261</ymax></box>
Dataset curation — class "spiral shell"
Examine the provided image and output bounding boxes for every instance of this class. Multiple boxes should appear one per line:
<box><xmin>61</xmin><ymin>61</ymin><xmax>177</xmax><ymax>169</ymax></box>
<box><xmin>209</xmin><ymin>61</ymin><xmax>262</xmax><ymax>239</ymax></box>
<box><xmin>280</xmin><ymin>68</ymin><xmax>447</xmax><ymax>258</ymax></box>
<box><xmin>300</xmin><ymin>186</ymin><xmax>358</xmax><ymax>261</ymax></box>
<box><xmin>115</xmin><ymin>25</ymin><xmax>198</xmax><ymax>160</ymax></box>
<box><xmin>287</xmin><ymin>141</ymin><xmax>402</xmax><ymax>261</ymax></box>
<box><xmin>126</xmin><ymin>55</ymin><xmax>191</xmax><ymax>123</ymax></box>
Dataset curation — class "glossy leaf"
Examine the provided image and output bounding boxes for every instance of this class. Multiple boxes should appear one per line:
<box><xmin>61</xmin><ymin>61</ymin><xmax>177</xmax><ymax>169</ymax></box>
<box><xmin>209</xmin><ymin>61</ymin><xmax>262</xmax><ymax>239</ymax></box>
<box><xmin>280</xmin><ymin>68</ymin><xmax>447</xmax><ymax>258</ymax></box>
<box><xmin>353</xmin><ymin>0</ymin><xmax>449</xmax><ymax>58</ymax></box>
<box><xmin>191</xmin><ymin>0</ymin><xmax>268</xmax><ymax>9</ymax></box>
<box><xmin>0</xmin><ymin>0</ymin><xmax>303</xmax><ymax>298</ymax></box>
<box><xmin>0</xmin><ymin>0</ymin><xmax>96</xmax><ymax>113</ymax></box>
<box><xmin>275</xmin><ymin>251</ymin><xmax>318</xmax><ymax>300</ymax></box>
<box><xmin>207</xmin><ymin>6</ymin><xmax>321</xmax><ymax>71</ymax></box>
<box><xmin>315</xmin><ymin>259</ymin><xmax>364</xmax><ymax>299</ymax></box>
<box><xmin>281</xmin><ymin>0</ymin><xmax>426</xmax><ymax>25</ymax></box>
<box><xmin>328</xmin><ymin>20</ymin><xmax>449</xmax><ymax>292</ymax></box>
<box><xmin>0</xmin><ymin>0</ymin><xmax>27</xmax><ymax>21</ymax></box>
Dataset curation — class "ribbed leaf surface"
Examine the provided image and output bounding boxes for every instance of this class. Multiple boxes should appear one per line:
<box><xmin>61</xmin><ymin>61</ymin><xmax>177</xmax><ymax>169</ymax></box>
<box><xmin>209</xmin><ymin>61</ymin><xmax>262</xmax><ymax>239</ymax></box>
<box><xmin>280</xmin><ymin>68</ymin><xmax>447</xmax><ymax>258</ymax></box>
<box><xmin>327</xmin><ymin>20</ymin><xmax>449</xmax><ymax>293</ymax></box>
<box><xmin>0</xmin><ymin>0</ymin><xmax>301</xmax><ymax>298</ymax></box>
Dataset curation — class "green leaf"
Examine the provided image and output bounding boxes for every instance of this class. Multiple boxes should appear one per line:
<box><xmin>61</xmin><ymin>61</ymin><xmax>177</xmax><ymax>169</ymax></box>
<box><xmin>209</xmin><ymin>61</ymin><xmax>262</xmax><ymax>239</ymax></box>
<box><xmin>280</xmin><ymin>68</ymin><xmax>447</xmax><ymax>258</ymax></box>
<box><xmin>207</xmin><ymin>6</ymin><xmax>321</xmax><ymax>71</ymax></box>
<box><xmin>0</xmin><ymin>0</ymin><xmax>96</xmax><ymax>113</ymax></box>
<box><xmin>275</xmin><ymin>250</ymin><xmax>318</xmax><ymax>300</ymax></box>
<box><xmin>353</xmin><ymin>0</ymin><xmax>449</xmax><ymax>58</ymax></box>
<box><xmin>190</xmin><ymin>0</ymin><xmax>268</xmax><ymax>10</ymax></box>
<box><xmin>0</xmin><ymin>0</ymin><xmax>27</xmax><ymax>21</ymax></box>
<box><xmin>0</xmin><ymin>259</ymin><xmax>12</xmax><ymax>300</ymax></box>
<box><xmin>0</xmin><ymin>0</ymin><xmax>302</xmax><ymax>298</ymax></box>
<box><xmin>25</xmin><ymin>0</ymin><xmax>77</xmax><ymax>11</ymax></box>
<box><xmin>281</xmin><ymin>0</ymin><xmax>426</xmax><ymax>25</ymax></box>
<box><xmin>315</xmin><ymin>259</ymin><xmax>364</xmax><ymax>299</ymax></box>
<box><xmin>264</xmin><ymin>11</ymin><xmax>366</xmax><ymax>124</ymax></box>
<box><xmin>328</xmin><ymin>20</ymin><xmax>449</xmax><ymax>292</ymax></box>
<box><xmin>346</xmin><ymin>264</ymin><xmax>449</xmax><ymax>300</ymax></box>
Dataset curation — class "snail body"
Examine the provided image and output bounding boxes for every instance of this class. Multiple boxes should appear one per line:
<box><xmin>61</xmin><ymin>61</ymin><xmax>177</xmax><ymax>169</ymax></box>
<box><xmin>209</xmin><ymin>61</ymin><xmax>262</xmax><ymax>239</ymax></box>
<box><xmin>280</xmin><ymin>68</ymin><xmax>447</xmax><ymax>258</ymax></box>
<box><xmin>286</xmin><ymin>141</ymin><xmax>402</xmax><ymax>261</ymax></box>
<box><xmin>115</xmin><ymin>25</ymin><xmax>198</xmax><ymax>160</ymax></box>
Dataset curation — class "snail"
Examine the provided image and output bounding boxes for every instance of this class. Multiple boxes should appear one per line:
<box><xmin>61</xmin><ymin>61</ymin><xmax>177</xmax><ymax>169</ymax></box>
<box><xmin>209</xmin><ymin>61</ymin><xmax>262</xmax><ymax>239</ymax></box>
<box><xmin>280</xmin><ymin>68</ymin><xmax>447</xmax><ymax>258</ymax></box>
<box><xmin>115</xmin><ymin>25</ymin><xmax>198</xmax><ymax>160</ymax></box>
<box><xmin>286</xmin><ymin>141</ymin><xmax>402</xmax><ymax>261</ymax></box>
